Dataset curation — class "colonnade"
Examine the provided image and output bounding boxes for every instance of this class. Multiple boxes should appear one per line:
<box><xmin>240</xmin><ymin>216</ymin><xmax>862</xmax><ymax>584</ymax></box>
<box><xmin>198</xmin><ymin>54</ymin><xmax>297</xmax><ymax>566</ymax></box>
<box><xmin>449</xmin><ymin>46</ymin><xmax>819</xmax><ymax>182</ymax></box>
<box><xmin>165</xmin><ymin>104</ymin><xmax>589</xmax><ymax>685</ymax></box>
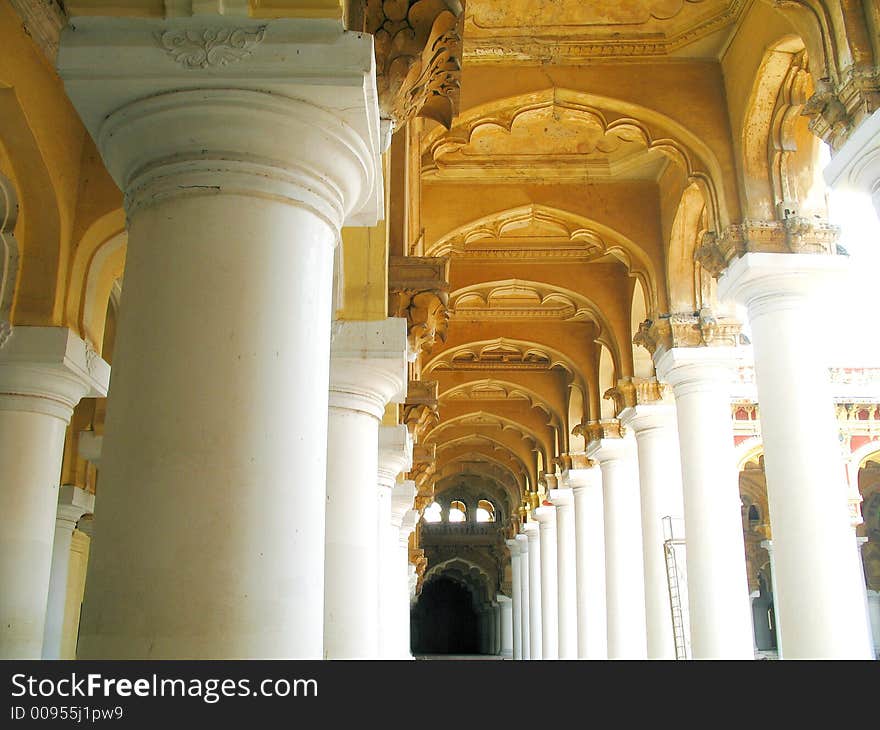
<box><xmin>503</xmin><ymin>293</ymin><xmax>876</xmax><ymax>659</ymax></box>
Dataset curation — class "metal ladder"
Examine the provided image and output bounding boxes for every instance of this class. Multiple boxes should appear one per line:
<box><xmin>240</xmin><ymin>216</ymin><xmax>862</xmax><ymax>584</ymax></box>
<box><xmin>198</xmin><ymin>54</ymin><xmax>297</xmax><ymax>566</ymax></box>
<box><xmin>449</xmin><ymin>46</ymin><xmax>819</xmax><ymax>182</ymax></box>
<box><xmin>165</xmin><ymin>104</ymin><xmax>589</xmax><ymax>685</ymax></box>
<box><xmin>663</xmin><ymin>516</ymin><xmax>690</xmax><ymax>660</ymax></box>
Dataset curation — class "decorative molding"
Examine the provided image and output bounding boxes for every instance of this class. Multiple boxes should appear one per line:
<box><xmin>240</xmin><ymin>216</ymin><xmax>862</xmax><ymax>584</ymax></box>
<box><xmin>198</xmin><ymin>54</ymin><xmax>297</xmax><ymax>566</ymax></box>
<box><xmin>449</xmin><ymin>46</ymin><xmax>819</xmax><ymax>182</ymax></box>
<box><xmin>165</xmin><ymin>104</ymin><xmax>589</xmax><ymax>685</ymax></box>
<box><xmin>604</xmin><ymin>376</ymin><xmax>669</xmax><ymax>415</ymax></box>
<box><xmin>803</xmin><ymin>64</ymin><xmax>880</xmax><ymax>151</ymax></box>
<box><xmin>462</xmin><ymin>0</ymin><xmax>748</xmax><ymax>64</ymax></box>
<box><xmin>156</xmin><ymin>26</ymin><xmax>267</xmax><ymax>69</ymax></box>
<box><xmin>0</xmin><ymin>174</ymin><xmax>19</xmax><ymax>352</ymax></box>
<box><xmin>388</xmin><ymin>256</ymin><xmax>450</xmax><ymax>359</ymax></box>
<box><xmin>634</xmin><ymin>309</ymin><xmax>742</xmax><ymax>357</ymax></box>
<box><xmin>402</xmin><ymin>380</ymin><xmax>440</xmax><ymax>442</ymax></box>
<box><xmin>349</xmin><ymin>0</ymin><xmax>464</xmax><ymax>128</ymax></box>
<box><xmin>695</xmin><ymin>219</ymin><xmax>842</xmax><ymax>278</ymax></box>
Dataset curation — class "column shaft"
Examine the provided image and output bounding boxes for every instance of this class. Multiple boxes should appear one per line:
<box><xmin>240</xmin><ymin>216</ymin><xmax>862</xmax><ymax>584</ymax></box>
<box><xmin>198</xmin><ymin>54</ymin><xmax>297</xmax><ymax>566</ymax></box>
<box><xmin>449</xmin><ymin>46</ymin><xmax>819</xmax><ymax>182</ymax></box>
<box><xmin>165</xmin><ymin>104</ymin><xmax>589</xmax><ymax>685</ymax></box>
<box><xmin>570</xmin><ymin>468</ymin><xmax>607</xmax><ymax>659</ymax></box>
<box><xmin>524</xmin><ymin>523</ymin><xmax>543</xmax><ymax>659</ymax></box>
<box><xmin>657</xmin><ymin>348</ymin><xmax>754</xmax><ymax>659</ymax></box>
<box><xmin>589</xmin><ymin>436</ymin><xmax>648</xmax><ymax>659</ymax></box>
<box><xmin>506</xmin><ymin>540</ymin><xmax>522</xmax><ymax>660</ymax></box>
<box><xmin>620</xmin><ymin>405</ymin><xmax>685</xmax><ymax>659</ymax></box>
<box><xmin>498</xmin><ymin>595</ymin><xmax>513</xmax><ymax>657</ymax></box>
<box><xmin>534</xmin><ymin>506</ymin><xmax>559</xmax><ymax>659</ymax></box>
<box><xmin>550</xmin><ymin>489</ymin><xmax>577</xmax><ymax>659</ymax></box>
<box><xmin>720</xmin><ymin>253</ymin><xmax>873</xmax><ymax>658</ymax></box>
<box><xmin>516</xmin><ymin>533</ymin><xmax>531</xmax><ymax>660</ymax></box>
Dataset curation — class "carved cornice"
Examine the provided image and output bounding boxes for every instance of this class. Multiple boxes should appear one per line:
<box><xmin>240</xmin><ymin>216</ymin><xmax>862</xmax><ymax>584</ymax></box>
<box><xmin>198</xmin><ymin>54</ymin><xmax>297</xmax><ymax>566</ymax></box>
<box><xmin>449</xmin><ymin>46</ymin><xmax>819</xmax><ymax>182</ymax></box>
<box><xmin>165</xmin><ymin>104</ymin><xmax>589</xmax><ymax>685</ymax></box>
<box><xmin>401</xmin><ymin>379</ymin><xmax>439</xmax><ymax>441</ymax></box>
<box><xmin>634</xmin><ymin>309</ymin><xmax>742</xmax><ymax>357</ymax></box>
<box><xmin>462</xmin><ymin>0</ymin><xmax>749</xmax><ymax>64</ymax></box>
<box><xmin>695</xmin><ymin>219</ymin><xmax>842</xmax><ymax>278</ymax></box>
<box><xmin>389</xmin><ymin>256</ymin><xmax>450</xmax><ymax>359</ymax></box>
<box><xmin>348</xmin><ymin>1</ymin><xmax>464</xmax><ymax>128</ymax></box>
<box><xmin>604</xmin><ymin>376</ymin><xmax>669</xmax><ymax>415</ymax></box>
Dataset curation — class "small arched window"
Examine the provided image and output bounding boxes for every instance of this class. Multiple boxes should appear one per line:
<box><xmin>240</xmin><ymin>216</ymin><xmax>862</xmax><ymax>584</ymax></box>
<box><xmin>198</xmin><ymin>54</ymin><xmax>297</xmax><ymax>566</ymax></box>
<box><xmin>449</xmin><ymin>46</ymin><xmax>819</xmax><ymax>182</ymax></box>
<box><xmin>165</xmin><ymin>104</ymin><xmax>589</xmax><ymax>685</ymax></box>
<box><xmin>423</xmin><ymin>502</ymin><xmax>442</xmax><ymax>523</ymax></box>
<box><xmin>476</xmin><ymin>500</ymin><xmax>496</xmax><ymax>523</ymax></box>
<box><xmin>748</xmin><ymin>505</ymin><xmax>760</xmax><ymax>526</ymax></box>
<box><xmin>449</xmin><ymin>500</ymin><xmax>467</xmax><ymax>523</ymax></box>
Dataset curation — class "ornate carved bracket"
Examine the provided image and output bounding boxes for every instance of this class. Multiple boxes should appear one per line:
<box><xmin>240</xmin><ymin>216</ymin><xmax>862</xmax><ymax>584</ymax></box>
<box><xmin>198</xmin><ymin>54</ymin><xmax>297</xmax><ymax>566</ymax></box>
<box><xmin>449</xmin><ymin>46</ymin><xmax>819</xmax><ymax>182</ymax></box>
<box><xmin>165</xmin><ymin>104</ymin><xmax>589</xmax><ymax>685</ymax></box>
<box><xmin>568</xmin><ymin>453</ymin><xmax>596</xmax><ymax>471</ymax></box>
<box><xmin>604</xmin><ymin>376</ymin><xmax>669</xmax><ymax>415</ymax></box>
<box><xmin>695</xmin><ymin>219</ymin><xmax>842</xmax><ymax>278</ymax></box>
<box><xmin>634</xmin><ymin>310</ymin><xmax>742</xmax><ymax>358</ymax></box>
<box><xmin>802</xmin><ymin>70</ymin><xmax>880</xmax><ymax>151</ymax></box>
<box><xmin>401</xmin><ymin>379</ymin><xmax>439</xmax><ymax>441</ymax></box>
<box><xmin>347</xmin><ymin>0</ymin><xmax>464</xmax><ymax>128</ymax></box>
<box><xmin>573</xmin><ymin>419</ymin><xmax>626</xmax><ymax>444</ymax></box>
<box><xmin>410</xmin><ymin>442</ymin><xmax>437</xmax><ymax>510</ymax></box>
<box><xmin>389</xmin><ymin>255</ymin><xmax>450</xmax><ymax>359</ymax></box>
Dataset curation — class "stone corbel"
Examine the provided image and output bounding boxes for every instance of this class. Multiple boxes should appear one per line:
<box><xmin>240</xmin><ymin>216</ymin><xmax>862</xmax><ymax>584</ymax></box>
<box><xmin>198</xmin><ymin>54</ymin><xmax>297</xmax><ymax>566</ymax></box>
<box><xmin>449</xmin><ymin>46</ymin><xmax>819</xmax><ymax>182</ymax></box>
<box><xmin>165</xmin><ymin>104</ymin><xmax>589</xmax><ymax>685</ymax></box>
<box><xmin>401</xmin><ymin>379</ymin><xmax>439</xmax><ymax>441</ymax></box>
<box><xmin>573</xmin><ymin>419</ymin><xmax>625</xmax><ymax>444</ymax></box>
<box><xmin>603</xmin><ymin>376</ymin><xmax>669</xmax><ymax>416</ymax></box>
<box><xmin>388</xmin><ymin>256</ymin><xmax>450</xmax><ymax>359</ymax></box>
<box><xmin>347</xmin><ymin>1</ymin><xmax>464</xmax><ymax>129</ymax></box>
<box><xmin>409</xmin><ymin>442</ymin><xmax>437</xmax><ymax>510</ymax></box>
<box><xmin>634</xmin><ymin>310</ymin><xmax>742</xmax><ymax>360</ymax></box>
<box><xmin>695</xmin><ymin>219</ymin><xmax>842</xmax><ymax>279</ymax></box>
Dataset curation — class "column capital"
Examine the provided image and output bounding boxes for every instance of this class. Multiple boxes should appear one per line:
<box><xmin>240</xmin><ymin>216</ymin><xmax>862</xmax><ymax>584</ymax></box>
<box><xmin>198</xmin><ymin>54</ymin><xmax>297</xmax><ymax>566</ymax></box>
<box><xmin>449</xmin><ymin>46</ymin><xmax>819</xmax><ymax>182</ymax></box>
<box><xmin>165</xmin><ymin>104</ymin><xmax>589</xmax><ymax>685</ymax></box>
<box><xmin>619</xmin><ymin>402</ymin><xmax>677</xmax><ymax>435</ymax></box>
<box><xmin>522</xmin><ymin>521</ymin><xmax>540</xmax><ymax>543</ymax></box>
<box><xmin>634</xmin><ymin>309</ymin><xmax>743</xmax><ymax>363</ymax></box>
<box><xmin>496</xmin><ymin>594</ymin><xmax>512</xmax><ymax>606</ymax></box>
<box><xmin>718</xmin><ymin>251</ymin><xmax>849</xmax><ymax>316</ymax></box>
<box><xmin>391</xmin><ymin>480</ymin><xmax>417</xmax><ymax>526</ymax></box>
<box><xmin>379</xmin><ymin>425</ymin><xmax>414</xmax><ymax>489</ymax></box>
<box><xmin>561</xmin><ymin>466</ymin><xmax>601</xmax><ymax>492</ymax></box>
<box><xmin>78</xmin><ymin>431</ymin><xmax>103</xmax><ymax>465</ymax></box>
<box><xmin>399</xmin><ymin>509</ymin><xmax>420</xmax><ymax>544</ymax></box>
<box><xmin>533</xmin><ymin>505</ymin><xmax>557</xmax><ymax>527</ymax></box>
<box><xmin>605</xmin><ymin>376</ymin><xmax>671</xmax><ymax>417</ymax></box>
<box><xmin>56</xmin><ymin>484</ymin><xmax>95</xmax><ymax>530</ymax></box>
<box><xmin>654</xmin><ymin>345</ymin><xmax>738</xmax><ymax>398</ymax></box>
<box><xmin>585</xmin><ymin>427</ymin><xmax>633</xmax><ymax>465</ymax></box>
<box><xmin>330</xmin><ymin>318</ymin><xmax>409</xmax><ymax>419</ymax></box>
<box><xmin>824</xmin><ymin>108</ymin><xmax>880</xmax><ymax>202</ymax></box>
<box><xmin>514</xmin><ymin>533</ymin><xmax>529</xmax><ymax>552</ymax></box>
<box><xmin>58</xmin><ymin>16</ymin><xmax>383</xmax><ymax>227</ymax></box>
<box><xmin>0</xmin><ymin>327</ymin><xmax>109</xmax><ymax>420</ymax></box>
<box><xmin>548</xmin><ymin>488</ymin><xmax>574</xmax><ymax>508</ymax></box>
<box><xmin>505</xmin><ymin>538</ymin><xmax>520</xmax><ymax>555</ymax></box>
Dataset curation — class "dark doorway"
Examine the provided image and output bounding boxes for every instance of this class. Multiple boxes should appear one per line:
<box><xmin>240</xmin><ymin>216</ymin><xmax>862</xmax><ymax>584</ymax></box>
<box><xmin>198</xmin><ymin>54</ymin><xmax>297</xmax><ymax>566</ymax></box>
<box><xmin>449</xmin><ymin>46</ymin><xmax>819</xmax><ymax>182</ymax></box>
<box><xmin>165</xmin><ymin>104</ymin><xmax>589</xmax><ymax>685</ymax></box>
<box><xmin>411</xmin><ymin>578</ymin><xmax>480</xmax><ymax>655</ymax></box>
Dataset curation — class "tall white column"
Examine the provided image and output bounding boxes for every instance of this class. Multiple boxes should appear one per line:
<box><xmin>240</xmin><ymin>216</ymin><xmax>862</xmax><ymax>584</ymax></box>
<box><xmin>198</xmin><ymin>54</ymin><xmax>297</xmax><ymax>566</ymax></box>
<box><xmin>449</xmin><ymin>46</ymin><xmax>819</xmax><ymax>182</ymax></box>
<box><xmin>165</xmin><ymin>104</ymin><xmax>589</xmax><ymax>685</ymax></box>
<box><xmin>325</xmin><ymin>321</ymin><xmax>408</xmax><ymax>659</ymax></box>
<box><xmin>515</xmin><ymin>532</ymin><xmax>531</xmax><ymax>660</ymax></box>
<box><xmin>498</xmin><ymin>595</ymin><xmax>513</xmax><ymax>657</ymax></box>
<box><xmin>378</xmin><ymin>427</ymin><xmax>413</xmax><ymax>658</ymax></box>
<box><xmin>0</xmin><ymin>327</ymin><xmax>108</xmax><ymax>659</ymax></box>
<box><xmin>549</xmin><ymin>487</ymin><xmax>577</xmax><ymax>659</ymax></box>
<box><xmin>534</xmin><ymin>505</ymin><xmax>559</xmax><ymax>659</ymax></box>
<box><xmin>656</xmin><ymin>347</ymin><xmax>754</xmax><ymax>659</ymax></box>
<box><xmin>390</xmin><ymin>488</ymin><xmax>418</xmax><ymax>660</ymax></box>
<box><xmin>587</xmin><ymin>431</ymin><xmax>648</xmax><ymax>659</ymax></box>
<box><xmin>505</xmin><ymin>539</ymin><xmax>523</xmax><ymax>660</ymax></box>
<box><xmin>566</xmin><ymin>464</ymin><xmax>607</xmax><ymax>659</ymax></box>
<box><xmin>619</xmin><ymin>402</ymin><xmax>685</xmax><ymax>660</ymax></box>
<box><xmin>524</xmin><ymin>521</ymin><xmax>543</xmax><ymax>659</ymax></box>
<box><xmin>720</xmin><ymin>252</ymin><xmax>873</xmax><ymax>658</ymax></box>
<box><xmin>824</xmin><ymin>109</ymin><xmax>880</xmax><ymax>220</ymax></box>
<box><xmin>42</xmin><ymin>485</ymin><xmax>95</xmax><ymax>660</ymax></box>
<box><xmin>61</xmin><ymin>17</ymin><xmax>384</xmax><ymax>659</ymax></box>
<box><xmin>494</xmin><ymin>601</ymin><xmax>502</xmax><ymax>655</ymax></box>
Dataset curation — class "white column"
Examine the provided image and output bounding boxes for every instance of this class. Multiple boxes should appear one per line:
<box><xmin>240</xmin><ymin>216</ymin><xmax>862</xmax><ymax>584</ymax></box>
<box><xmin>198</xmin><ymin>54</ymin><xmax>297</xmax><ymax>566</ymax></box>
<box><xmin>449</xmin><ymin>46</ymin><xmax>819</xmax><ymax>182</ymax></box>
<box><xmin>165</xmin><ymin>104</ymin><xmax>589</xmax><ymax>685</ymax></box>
<box><xmin>0</xmin><ymin>327</ymin><xmax>108</xmax><ymax>659</ymax></box>
<box><xmin>391</xmin><ymin>489</ymin><xmax>418</xmax><ymax>660</ymax></box>
<box><xmin>515</xmin><ymin>532</ymin><xmax>531</xmax><ymax>660</ymax></box>
<box><xmin>42</xmin><ymin>485</ymin><xmax>95</xmax><ymax>660</ymax></box>
<box><xmin>325</xmin><ymin>320</ymin><xmax>408</xmax><ymax>659</ymax></box>
<box><xmin>867</xmin><ymin>591</ymin><xmax>880</xmax><ymax>656</ymax></box>
<box><xmin>524</xmin><ymin>521</ymin><xmax>543</xmax><ymax>659</ymax></box>
<box><xmin>498</xmin><ymin>595</ymin><xmax>513</xmax><ymax>657</ymax></box>
<box><xmin>494</xmin><ymin>602</ymin><xmax>502</xmax><ymax>655</ymax></box>
<box><xmin>760</xmin><ymin>539</ymin><xmax>783</xmax><ymax>658</ymax></box>
<box><xmin>61</xmin><ymin>17</ymin><xmax>383</xmax><ymax>659</ymax></box>
<box><xmin>656</xmin><ymin>347</ymin><xmax>754</xmax><ymax>659</ymax></box>
<box><xmin>506</xmin><ymin>539</ymin><xmax>523</xmax><ymax>660</ymax></box>
<box><xmin>549</xmin><ymin>487</ymin><xmax>577</xmax><ymax>659</ymax></box>
<box><xmin>566</xmin><ymin>465</ymin><xmax>607</xmax><ymax>659</ymax></box>
<box><xmin>619</xmin><ymin>403</ymin><xmax>685</xmax><ymax>660</ymax></box>
<box><xmin>534</xmin><ymin>505</ymin><xmax>559</xmax><ymax>659</ymax></box>
<box><xmin>587</xmin><ymin>433</ymin><xmax>648</xmax><ymax>659</ymax></box>
<box><xmin>378</xmin><ymin>427</ymin><xmax>413</xmax><ymax>658</ymax></box>
<box><xmin>721</xmin><ymin>253</ymin><xmax>872</xmax><ymax>658</ymax></box>
<box><xmin>824</xmin><ymin>108</ymin><xmax>880</xmax><ymax>220</ymax></box>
